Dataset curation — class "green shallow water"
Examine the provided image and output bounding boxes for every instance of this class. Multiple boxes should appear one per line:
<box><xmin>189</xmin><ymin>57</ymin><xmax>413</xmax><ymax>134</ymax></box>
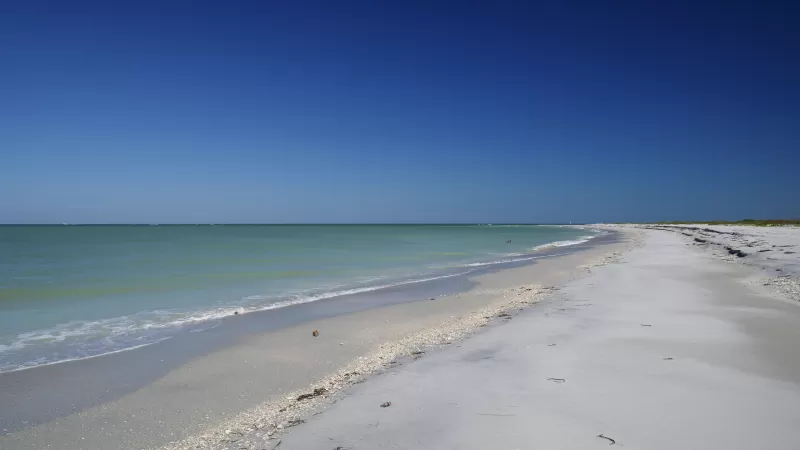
<box><xmin>0</xmin><ymin>224</ymin><xmax>597</xmax><ymax>371</ymax></box>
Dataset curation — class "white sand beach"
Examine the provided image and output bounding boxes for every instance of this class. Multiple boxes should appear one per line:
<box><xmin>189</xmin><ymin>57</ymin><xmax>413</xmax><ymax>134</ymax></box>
<box><xmin>5</xmin><ymin>1</ymin><xmax>797</xmax><ymax>448</ymax></box>
<box><xmin>235</xmin><ymin>226</ymin><xmax>800</xmax><ymax>450</ymax></box>
<box><xmin>3</xmin><ymin>226</ymin><xmax>800</xmax><ymax>449</ymax></box>
<box><xmin>0</xmin><ymin>234</ymin><xmax>626</xmax><ymax>449</ymax></box>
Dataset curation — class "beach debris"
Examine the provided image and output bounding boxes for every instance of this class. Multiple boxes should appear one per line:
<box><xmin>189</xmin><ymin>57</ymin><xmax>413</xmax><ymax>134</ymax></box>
<box><xmin>334</xmin><ymin>446</ymin><xmax>351</xmax><ymax>450</ymax></box>
<box><xmin>430</xmin><ymin>297</ymin><xmax>435</xmax><ymax>300</ymax></box>
<box><xmin>506</xmin><ymin>239</ymin><xmax>512</xmax><ymax>243</ymax></box>
<box><xmin>597</xmin><ymin>434</ymin><xmax>616</xmax><ymax>445</ymax></box>
<box><xmin>663</xmin><ymin>357</ymin><xmax>674</xmax><ymax>360</ymax></box>
<box><xmin>547</xmin><ymin>378</ymin><xmax>566</xmax><ymax>383</ymax></box>
<box><xmin>640</xmin><ymin>324</ymin><xmax>652</xmax><ymax>327</ymax></box>
<box><xmin>547</xmin><ymin>343</ymin><xmax>556</xmax><ymax>347</ymax></box>
<box><xmin>725</xmin><ymin>246</ymin><xmax>747</xmax><ymax>257</ymax></box>
<box><xmin>272</xmin><ymin>440</ymin><xmax>282</xmax><ymax>449</ymax></box>
<box><xmin>312</xmin><ymin>329</ymin><xmax>319</xmax><ymax>337</ymax></box>
<box><xmin>287</xmin><ymin>418</ymin><xmax>305</xmax><ymax>427</ymax></box>
<box><xmin>233</xmin><ymin>311</ymin><xmax>239</xmax><ymax>315</ymax></box>
<box><xmin>380</xmin><ymin>401</ymin><xmax>392</xmax><ymax>408</ymax></box>
<box><xmin>410</xmin><ymin>350</ymin><xmax>425</xmax><ymax>355</ymax></box>
<box><xmin>497</xmin><ymin>313</ymin><xmax>512</xmax><ymax>319</ymax></box>
<box><xmin>296</xmin><ymin>387</ymin><xmax>327</xmax><ymax>401</ymax></box>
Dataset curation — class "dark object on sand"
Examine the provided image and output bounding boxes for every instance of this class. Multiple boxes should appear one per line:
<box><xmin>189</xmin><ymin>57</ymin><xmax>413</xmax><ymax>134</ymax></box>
<box><xmin>411</xmin><ymin>351</ymin><xmax>425</xmax><ymax>355</ymax></box>
<box><xmin>380</xmin><ymin>401</ymin><xmax>392</xmax><ymax>408</ymax></box>
<box><xmin>287</xmin><ymin>418</ymin><xmax>305</xmax><ymax>427</ymax></box>
<box><xmin>497</xmin><ymin>313</ymin><xmax>512</xmax><ymax>318</ymax></box>
<box><xmin>725</xmin><ymin>246</ymin><xmax>747</xmax><ymax>257</ymax></box>
<box><xmin>640</xmin><ymin>324</ymin><xmax>652</xmax><ymax>327</ymax></box>
<box><xmin>312</xmin><ymin>329</ymin><xmax>319</xmax><ymax>337</ymax></box>
<box><xmin>297</xmin><ymin>387</ymin><xmax>327</xmax><ymax>401</ymax></box>
<box><xmin>233</xmin><ymin>311</ymin><xmax>239</xmax><ymax>315</ymax></box>
<box><xmin>547</xmin><ymin>378</ymin><xmax>566</xmax><ymax>383</ymax></box>
<box><xmin>597</xmin><ymin>434</ymin><xmax>616</xmax><ymax>445</ymax></box>
<box><xmin>663</xmin><ymin>357</ymin><xmax>674</xmax><ymax>360</ymax></box>
<box><xmin>506</xmin><ymin>239</ymin><xmax>512</xmax><ymax>243</ymax></box>
<box><xmin>694</xmin><ymin>237</ymin><xmax>707</xmax><ymax>243</ymax></box>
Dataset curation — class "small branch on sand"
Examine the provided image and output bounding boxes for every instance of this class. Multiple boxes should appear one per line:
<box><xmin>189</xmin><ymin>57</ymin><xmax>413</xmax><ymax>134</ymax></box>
<box><xmin>597</xmin><ymin>434</ymin><xmax>616</xmax><ymax>445</ymax></box>
<box><xmin>297</xmin><ymin>387</ymin><xmax>327</xmax><ymax>401</ymax></box>
<box><xmin>286</xmin><ymin>418</ymin><xmax>305</xmax><ymax>427</ymax></box>
<box><xmin>547</xmin><ymin>378</ymin><xmax>566</xmax><ymax>383</ymax></box>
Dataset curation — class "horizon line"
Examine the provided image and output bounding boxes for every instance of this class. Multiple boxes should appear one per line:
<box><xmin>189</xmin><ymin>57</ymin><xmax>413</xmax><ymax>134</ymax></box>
<box><xmin>0</xmin><ymin>222</ymin><xmax>582</xmax><ymax>226</ymax></box>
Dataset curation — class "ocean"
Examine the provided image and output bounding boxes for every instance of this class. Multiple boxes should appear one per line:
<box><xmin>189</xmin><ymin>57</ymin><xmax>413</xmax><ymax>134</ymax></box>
<box><xmin>0</xmin><ymin>224</ymin><xmax>598</xmax><ymax>373</ymax></box>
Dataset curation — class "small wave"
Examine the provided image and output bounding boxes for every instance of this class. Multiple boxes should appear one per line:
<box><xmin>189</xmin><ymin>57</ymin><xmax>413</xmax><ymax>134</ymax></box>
<box><xmin>531</xmin><ymin>235</ymin><xmax>595</xmax><ymax>251</ymax></box>
<box><xmin>460</xmin><ymin>255</ymin><xmax>544</xmax><ymax>267</ymax></box>
<box><xmin>451</xmin><ymin>251</ymin><xmax>574</xmax><ymax>268</ymax></box>
<box><xmin>239</xmin><ymin>271</ymin><xmax>472</xmax><ymax>309</ymax></box>
<box><xmin>0</xmin><ymin>271</ymin><xmax>472</xmax><ymax>373</ymax></box>
<box><xmin>0</xmin><ymin>337</ymin><xmax>172</xmax><ymax>373</ymax></box>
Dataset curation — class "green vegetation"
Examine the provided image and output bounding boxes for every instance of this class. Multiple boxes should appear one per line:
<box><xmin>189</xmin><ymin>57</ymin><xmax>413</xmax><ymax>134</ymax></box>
<box><xmin>655</xmin><ymin>219</ymin><xmax>800</xmax><ymax>227</ymax></box>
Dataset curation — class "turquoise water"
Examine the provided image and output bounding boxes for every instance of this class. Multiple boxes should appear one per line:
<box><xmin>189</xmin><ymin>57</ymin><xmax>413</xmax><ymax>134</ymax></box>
<box><xmin>0</xmin><ymin>225</ymin><xmax>597</xmax><ymax>372</ymax></box>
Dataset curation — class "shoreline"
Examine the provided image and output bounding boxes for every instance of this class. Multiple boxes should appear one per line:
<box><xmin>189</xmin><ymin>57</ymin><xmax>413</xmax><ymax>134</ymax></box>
<box><xmin>266</xmin><ymin>225</ymin><xmax>800</xmax><ymax>450</ymax></box>
<box><xmin>0</xmin><ymin>231</ymin><xmax>624</xmax><ymax>449</ymax></box>
<box><xmin>0</xmin><ymin>228</ymin><xmax>602</xmax><ymax>376</ymax></box>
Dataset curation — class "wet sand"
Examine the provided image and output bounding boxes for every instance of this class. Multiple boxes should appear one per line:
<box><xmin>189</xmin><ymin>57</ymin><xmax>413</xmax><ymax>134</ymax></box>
<box><xmin>0</xmin><ymin>234</ymin><xmax>624</xmax><ymax>449</ymax></box>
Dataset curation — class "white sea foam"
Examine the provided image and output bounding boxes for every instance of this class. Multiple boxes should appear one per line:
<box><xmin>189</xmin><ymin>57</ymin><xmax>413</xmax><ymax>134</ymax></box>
<box><xmin>0</xmin><ymin>271</ymin><xmax>472</xmax><ymax>373</ymax></box>
<box><xmin>460</xmin><ymin>255</ymin><xmax>543</xmax><ymax>267</ymax></box>
<box><xmin>457</xmin><ymin>251</ymin><xmax>574</xmax><ymax>267</ymax></box>
<box><xmin>0</xmin><ymin>231</ymin><xmax>602</xmax><ymax>373</ymax></box>
<box><xmin>0</xmin><ymin>338</ymin><xmax>172</xmax><ymax>373</ymax></box>
<box><xmin>531</xmin><ymin>235</ymin><xmax>595</xmax><ymax>251</ymax></box>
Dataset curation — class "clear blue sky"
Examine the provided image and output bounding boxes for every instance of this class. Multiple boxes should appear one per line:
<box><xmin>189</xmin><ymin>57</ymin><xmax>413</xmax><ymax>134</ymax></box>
<box><xmin>2</xmin><ymin>1</ymin><xmax>798</xmax><ymax>224</ymax></box>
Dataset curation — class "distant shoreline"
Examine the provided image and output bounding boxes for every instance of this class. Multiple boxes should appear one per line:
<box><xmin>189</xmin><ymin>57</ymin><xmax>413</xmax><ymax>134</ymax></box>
<box><xmin>650</xmin><ymin>219</ymin><xmax>800</xmax><ymax>226</ymax></box>
<box><xmin>1</xmin><ymin>223</ymin><xmax>590</xmax><ymax>226</ymax></box>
